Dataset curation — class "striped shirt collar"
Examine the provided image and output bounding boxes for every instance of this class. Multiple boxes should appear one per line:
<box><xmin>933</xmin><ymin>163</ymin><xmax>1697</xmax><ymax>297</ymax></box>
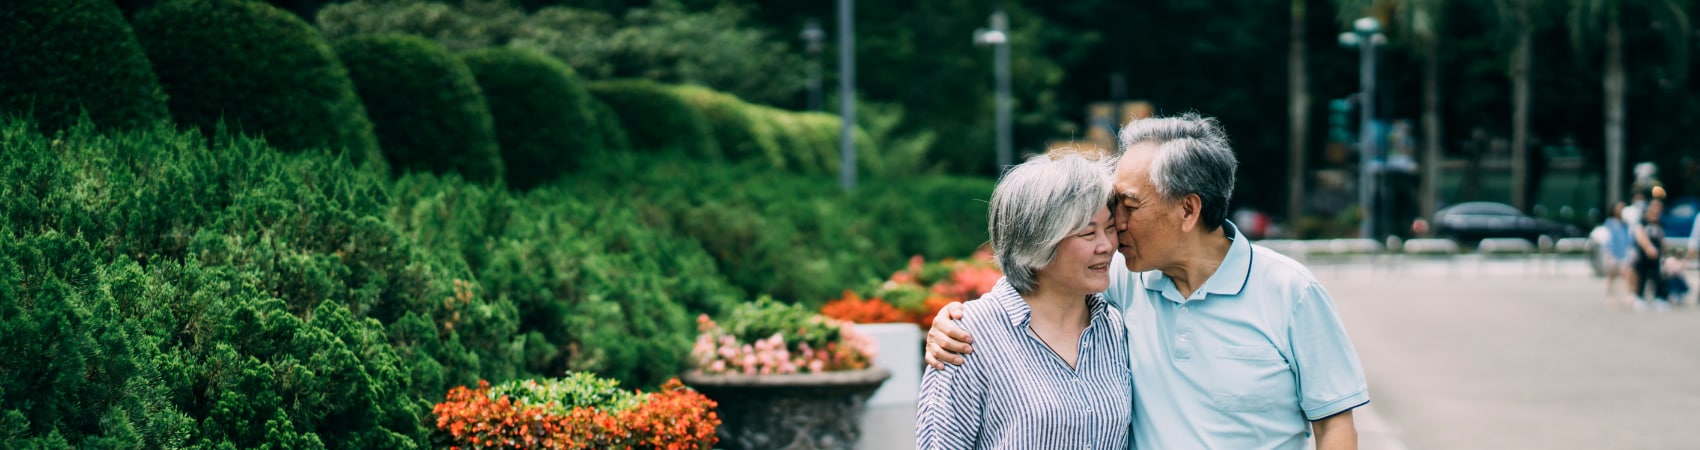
<box><xmin>988</xmin><ymin>278</ymin><xmax>1111</xmax><ymax>330</ymax></box>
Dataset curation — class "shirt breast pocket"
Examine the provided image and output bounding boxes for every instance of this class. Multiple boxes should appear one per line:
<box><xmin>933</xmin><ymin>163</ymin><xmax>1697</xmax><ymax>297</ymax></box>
<box><xmin>1210</xmin><ymin>344</ymin><xmax>1291</xmax><ymax>412</ymax></box>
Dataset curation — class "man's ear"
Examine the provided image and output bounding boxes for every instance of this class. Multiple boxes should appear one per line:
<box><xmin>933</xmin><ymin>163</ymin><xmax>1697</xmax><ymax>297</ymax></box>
<box><xmin>1178</xmin><ymin>194</ymin><xmax>1202</xmax><ymax>232</ymax></box>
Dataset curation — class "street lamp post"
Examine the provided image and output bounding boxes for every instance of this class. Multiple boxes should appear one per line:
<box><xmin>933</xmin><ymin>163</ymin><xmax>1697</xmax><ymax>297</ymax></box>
<box><xmin>1340</xmin><ymin>17</ymin><xmax>1384</xmax><ymax>239</ymax></box>
<box><xmin>800</xmin><ymin>20</ymin><xmax>825</xmax><ymax>112</ymax></box>
<box><xmin>838</xmin><ymin>0</ymin><xmax>855</xmax><ymax>190</ymax></box>
<box><xmin>974</xmin><ymin>11</ymin><xmax>1012</xmax><ymax>172</ymax></box>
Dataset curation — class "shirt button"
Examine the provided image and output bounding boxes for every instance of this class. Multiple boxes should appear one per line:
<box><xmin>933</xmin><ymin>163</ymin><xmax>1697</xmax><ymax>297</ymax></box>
<box><xmin>1180</xmin><ymin>306</ymin><xmax>1188</xmax><ymax>312</ymax></box>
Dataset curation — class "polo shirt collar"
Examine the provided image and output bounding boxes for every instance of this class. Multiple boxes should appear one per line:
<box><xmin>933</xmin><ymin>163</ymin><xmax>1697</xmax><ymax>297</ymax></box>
<box><xmin>1141</xmin><ymin>220</ymin><xmax>1254</xmax><ymax>301</ymax></box>
<box><xmin>989</xmin><ymin>277</ymin><xmax>1111</xmax><ymax>329</ymax></box>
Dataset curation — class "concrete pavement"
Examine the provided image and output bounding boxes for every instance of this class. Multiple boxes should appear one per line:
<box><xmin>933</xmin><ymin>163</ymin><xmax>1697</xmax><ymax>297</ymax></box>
<box><xmin>1320</xmin><ymin>257</ymin><xmax>1700</xmax><ymax>449</ymax></box>
<box><xmin>859</xmin><ymin>256</ymin><xmax>1700</xmax><ymax>449</ymax></box>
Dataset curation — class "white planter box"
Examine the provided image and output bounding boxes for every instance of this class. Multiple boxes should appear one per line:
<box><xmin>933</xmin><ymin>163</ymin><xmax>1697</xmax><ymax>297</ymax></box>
<box><xmin>856</xmin><ymin>322</ymin><xmax>923</xmax><ymax>407</ymax></box>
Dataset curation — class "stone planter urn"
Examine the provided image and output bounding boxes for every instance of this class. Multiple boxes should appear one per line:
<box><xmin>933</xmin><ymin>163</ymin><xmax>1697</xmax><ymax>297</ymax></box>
<box><xmin>682</xmin><ymin>367</ymin><xmax>891</xmax><ymax>450</ymax></box>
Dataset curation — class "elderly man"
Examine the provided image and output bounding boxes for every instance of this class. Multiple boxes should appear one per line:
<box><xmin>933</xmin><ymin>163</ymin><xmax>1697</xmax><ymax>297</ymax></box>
<box><xmin>926</xmin><ymin>113</ymin><xmax>1368</xmax><ymax>450</ymax></box>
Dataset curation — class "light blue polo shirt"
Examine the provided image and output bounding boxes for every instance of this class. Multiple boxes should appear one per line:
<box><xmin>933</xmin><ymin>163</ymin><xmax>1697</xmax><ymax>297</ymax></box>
<box><xmin>1104</xmin><ymin>221</ymin><xmax>1369</xmax><ymax>450</ymax></box>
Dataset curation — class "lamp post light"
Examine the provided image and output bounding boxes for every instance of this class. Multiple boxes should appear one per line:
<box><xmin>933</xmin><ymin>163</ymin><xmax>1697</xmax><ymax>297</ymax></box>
<box><xmin>1339</xmin><ymin>17</ymin><xmax>1384</xmax><ymax>239</ymax></box>
<box><xmin>974</xmin><ymin>10</ymin><xmax>1012</xmax><ymax>172</ymax></box>
<box><xmin>800</xmin><ymin>20</ymin><xmax>825</xmax><ymax>112</ymax></box>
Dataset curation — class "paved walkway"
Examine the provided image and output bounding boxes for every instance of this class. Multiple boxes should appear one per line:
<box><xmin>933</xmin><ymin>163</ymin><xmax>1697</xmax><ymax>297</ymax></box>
<box><xmin>1320</xmin><ymin>257</ymin><xmax>1700</xmax><ymax>449</ymax></box>
<box><xmin>860</xmin><ymin>257</ymin><xmax>1700</xmax><ymax>449</ymax></box>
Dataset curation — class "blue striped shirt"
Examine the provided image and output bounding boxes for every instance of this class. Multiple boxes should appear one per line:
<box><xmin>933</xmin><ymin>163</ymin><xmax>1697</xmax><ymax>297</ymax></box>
<box><xmin>916</xmin><ymin>278</ymin><xmax>1132</xmax><ymax>450</ymax></box>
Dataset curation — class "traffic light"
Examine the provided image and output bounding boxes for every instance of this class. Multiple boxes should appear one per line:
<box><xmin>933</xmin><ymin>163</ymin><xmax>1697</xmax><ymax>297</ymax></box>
<box><xmin>1328</xmin><ymin>98</ymin><xmax>1355</xmax><ymax>144</ymax></box>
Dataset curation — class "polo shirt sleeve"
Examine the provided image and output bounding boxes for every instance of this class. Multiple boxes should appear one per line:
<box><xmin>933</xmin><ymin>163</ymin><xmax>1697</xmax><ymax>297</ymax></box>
<box><xmin>916</xmin><ymin>347</ymin><xmax>986</xmax><ymax>449</ymax></box>
<box><xmin>1288</xmin><ymin>281</ymin><xmax>1370</xmax><ymax>421</ymax></box>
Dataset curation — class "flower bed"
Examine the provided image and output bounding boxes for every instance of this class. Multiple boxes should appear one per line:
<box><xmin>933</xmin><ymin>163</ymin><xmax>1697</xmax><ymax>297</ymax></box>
<box><xmin>691</xmin><ymin>298</ymin><xmax>876</xmax><ymax>375</ymax></box>
<box><xmin>432</xmin><ymin>373</ymin><xmax>719</xmax><ymax>449</ymax></box>
<box><xmin>821</xmin><ymin>249</ymin><xmax>1002</xmax><ymax>327</ymax></box>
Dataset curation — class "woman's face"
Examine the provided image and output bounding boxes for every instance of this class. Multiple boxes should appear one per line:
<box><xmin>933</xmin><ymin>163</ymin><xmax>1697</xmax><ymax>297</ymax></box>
<box><xmin>1035</xmin><ymin>206</ymin><xmax>1118</xmax><ymax>296</ymax></box>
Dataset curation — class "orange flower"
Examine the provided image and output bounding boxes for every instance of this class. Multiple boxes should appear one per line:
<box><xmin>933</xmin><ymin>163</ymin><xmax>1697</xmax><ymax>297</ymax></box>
<box><xmin>820</xmin><ymin>290</ymin><xmax>915</xmax><ymax>324</ymax></box>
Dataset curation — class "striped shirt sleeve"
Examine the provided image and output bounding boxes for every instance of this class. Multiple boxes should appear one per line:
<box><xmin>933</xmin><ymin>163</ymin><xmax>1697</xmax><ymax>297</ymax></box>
<box><xmin>916</xmin><ymin>348</ymin><xmax>985</xmax><ymax>449</ymax></box>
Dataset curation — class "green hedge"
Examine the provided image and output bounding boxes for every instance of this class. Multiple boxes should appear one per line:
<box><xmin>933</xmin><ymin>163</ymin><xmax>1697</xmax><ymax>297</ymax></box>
<box><xmin>671</xmin><ymin>85</ymin><xmax>779</xmax><ymax>164</ymax></box>
<box><xmin>461</xmin><ymin>48</ymin><xmax>603</xmax><ymax>190</ymax></box>
<box><xmin>0</xmin><ymin>120</ymin><xmax>491</xmax><ymax>447</ymax></box>
<box><xmin>587</xmin><ymin>80</ymin><xmax>719</xmax><ymax>158</ymax></box>
<box><xmin>133</xmin><ymin>0</ymin><xmax>382</xmax><ymax>167</ymax></box>
<box><xmin>336</xmin><ymin>34</ymin><xmax>503</xmax><ymax>184</ymax></box>
<box><xmin>559</xmin><ymin>152</ymin><xmax>993</xmax><ymax>305</ymax></box>
<box><xmin>0</xmin><ymin>0</ymin><xmax>169</xmax><ymax>132</ymax></box>
<box><xmin>589</xmin><ymin>97</ymin><xmax>632</xmax><ymax>153</ymax></box>
<box><xmin>390</xmin><ymin>173</ymin><xmax>740</xmax><ymax>384</ymax></box>
<box><xmin>0</xmin><ymin>115</ymin><xmax>992</xmax><ymax>446</ymax></box>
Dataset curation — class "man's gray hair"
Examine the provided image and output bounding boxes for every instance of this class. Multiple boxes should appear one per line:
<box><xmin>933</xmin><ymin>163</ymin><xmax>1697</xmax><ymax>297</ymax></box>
<box><xmin>988</xmin><ymin>153</ymin><xmax>1114</xmax><ymax>294</ymax></box>
<box><xmin>1117</xmin><ymin>112</ymin><xmax>1238</xmax><ymax>231</ymax></box>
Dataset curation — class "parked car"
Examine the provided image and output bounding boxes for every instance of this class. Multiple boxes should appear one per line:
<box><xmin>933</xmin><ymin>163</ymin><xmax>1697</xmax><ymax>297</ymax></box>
<box><xmin>1431</xmin><ymin>201</ymin><xmax>1581</xmax><ymax>246</ymax></box>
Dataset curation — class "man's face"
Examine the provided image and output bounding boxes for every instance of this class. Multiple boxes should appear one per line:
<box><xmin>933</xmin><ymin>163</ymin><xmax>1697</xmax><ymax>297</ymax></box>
<box><xmin>1112</xmin><ymin>146</ymin><xmax>1180</xmax><ymax>272</ymax></box>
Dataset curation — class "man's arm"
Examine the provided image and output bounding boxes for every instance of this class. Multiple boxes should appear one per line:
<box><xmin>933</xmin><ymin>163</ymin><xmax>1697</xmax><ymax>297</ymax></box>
<box><xmin>924</xmin><ymin>302</ymin><xmax>974</xmax><ymax>369</ymax></box>
<box><xmin>916</xmin><ymin>333</ymin><xmax>985</xmax><ymax>449</ymax></box>
<box><xmin>1312</xmin><ymin>410</ymin><xmax>1358</xmax><ymax>450</ymax></box>
<box><xmin>1289</xmin><ymin>282</ymin><xmax>1369</xmax><ymax>447</ymax></box>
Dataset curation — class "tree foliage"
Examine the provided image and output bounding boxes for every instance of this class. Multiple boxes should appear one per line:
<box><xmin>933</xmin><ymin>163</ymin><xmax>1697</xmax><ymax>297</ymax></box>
<box><xmin>317</xmin><ymin>0</ymin><xmax>809</xmax><ymax>105</ymax></box>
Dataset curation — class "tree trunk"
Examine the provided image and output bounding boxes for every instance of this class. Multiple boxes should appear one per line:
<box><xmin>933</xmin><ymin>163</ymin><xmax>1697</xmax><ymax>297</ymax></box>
<box><xmin>1287</xmin><ymin>0</ymin><xmax>1310</xmax><ymax>228</ymax></box>
<box><xmin>1420</xmin><ymin>30</ymin><xmax>1442</xmax><ymax>222</ymax></box>
<box><xmin>1510</xmin><ymin>3</ymin><xmax>1532</xmax><ymax>211</ymax></box>
<box><xmin>1604</xmin><ymin>8</ymin><xmax>1626</xmax><ymax>207</ymax></box>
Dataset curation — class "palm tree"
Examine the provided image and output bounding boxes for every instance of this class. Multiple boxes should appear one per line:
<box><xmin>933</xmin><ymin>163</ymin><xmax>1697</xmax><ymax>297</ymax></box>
<box><xmin>1394</xmin><ymin>0</ymin><xmax>1447</xmax><ymax>223</ymax></box>
<box><xmin>1494</xmin><ymin>0</ymin><xmax>1537</xmax><ymax>211</ymax></box>
<box><xmin>1568</xmin><ymin>0</ymin><xmax>1690</xmax><ymax>207</ymax></box>
<box><xmin>1288</xmin><ymin>0</ymin><xmax>1311</xmax><ymax>227</ymax></box>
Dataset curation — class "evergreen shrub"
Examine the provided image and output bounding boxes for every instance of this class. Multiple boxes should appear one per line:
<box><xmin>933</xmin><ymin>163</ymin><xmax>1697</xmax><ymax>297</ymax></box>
<box><xmin>335</xmin><ymin>34</ymin><xmax>503</xmax><ymax>183</ymax></box>
<box><xmin>0</xmin><ymin>119</ymin><xmax>507</xmax><ymax>447</ymax></box>
<box><xmin>671</xmin><ymin>85</ymin><xmax>778</xmax><ymax>163</ymax></box>
<box><xmin>559</xmin><ymin>153</ymin><xmax>993</xmax><ymax>305</ymax></box>
<box><xmin>589</xmin><ymin>97</ymin><xmax>632</xmax><ymax>153</ymax></box>
<box><xmin>133</xmin><ymin>0</ymin><xmax>382</xmax><ymax>166</ymax></box>
<box><xmin>391</xmin><ymin>173</ymin><xmax>741</xmax><ymax>386</ymax></box>
<box><xmin>0</xmin><ymin>0</ymin><xmax>169</xmax><ymax>132</ymax></box>
<box><xmin>461</xmin><ymin>48</ymin><xmax>603</xmax><ymax>189</ymax></box>
<box><xmin>587</xmin><ymin>80</ymin><xmax>719</xmax><ymax>158</ymax></box>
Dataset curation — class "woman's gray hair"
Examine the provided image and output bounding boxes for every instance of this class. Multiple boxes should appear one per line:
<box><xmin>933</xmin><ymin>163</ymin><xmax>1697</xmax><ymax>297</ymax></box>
<box><xmin>1116</xmin><ymin>113</ymin><xmax>1238</xmax><ymax>231</ymax></box>
<box><xmin>988</xmin><ymin>153</ymin><xmax>1114</xmax><ymax>294</ymax></box>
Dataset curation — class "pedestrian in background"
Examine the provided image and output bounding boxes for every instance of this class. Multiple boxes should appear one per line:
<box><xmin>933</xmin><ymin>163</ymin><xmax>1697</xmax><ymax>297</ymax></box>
<box><xmin>1603</xmin><ymin>202</ymin><xmax>1635</xmax><ymax>306</ymax></box>
<box><xmin>1632</xmin><ymin>197</ymin><xmax>1668</xmax><ymax>311</ymax></box>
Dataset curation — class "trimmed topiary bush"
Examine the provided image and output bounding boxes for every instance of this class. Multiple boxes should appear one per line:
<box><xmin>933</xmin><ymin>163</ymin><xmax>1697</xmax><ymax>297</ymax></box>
<box><xmin>750</xmin><ymin>106</ymin><xmax>816</xmax><ymax>172</ymax></box>
<box><xmin>0</xmin><ymin>0</ymin><xmax>169</xmax><ymax>132</ymax></box>
<box><xmin>671</xmin><ymin>85</ymin><xmax>778</xmax><ymax>164</ymax></box>
<box><xmin>461</xmin><ymin>48</ymin><xmax>603</xmax><ymax>190</ymax></box>
<box><xmin>588</xmin><ymin>97</ymin><xmax>631</xmax><ymax>153</ymax></box>
<box><xmin>588</xmin><ymin>80</ymin><xmax>719</xmax><ymax>159</ymax></box>
<box><xmin>335</xmin><ymin>34</ymin><xmax>503</xmax><ymax>184</ymax></box>
<box><xmin>133</xmin><ymin>0</ymin><xmax>382</xmax><ymax>167</ymax></box>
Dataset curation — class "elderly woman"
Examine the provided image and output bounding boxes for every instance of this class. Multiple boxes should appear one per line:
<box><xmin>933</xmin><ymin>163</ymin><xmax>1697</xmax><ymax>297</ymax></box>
<box><xmin>915</xmin><ymin>153</ymin><xmax>1131</xmax><ymax>449</ymax></box>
